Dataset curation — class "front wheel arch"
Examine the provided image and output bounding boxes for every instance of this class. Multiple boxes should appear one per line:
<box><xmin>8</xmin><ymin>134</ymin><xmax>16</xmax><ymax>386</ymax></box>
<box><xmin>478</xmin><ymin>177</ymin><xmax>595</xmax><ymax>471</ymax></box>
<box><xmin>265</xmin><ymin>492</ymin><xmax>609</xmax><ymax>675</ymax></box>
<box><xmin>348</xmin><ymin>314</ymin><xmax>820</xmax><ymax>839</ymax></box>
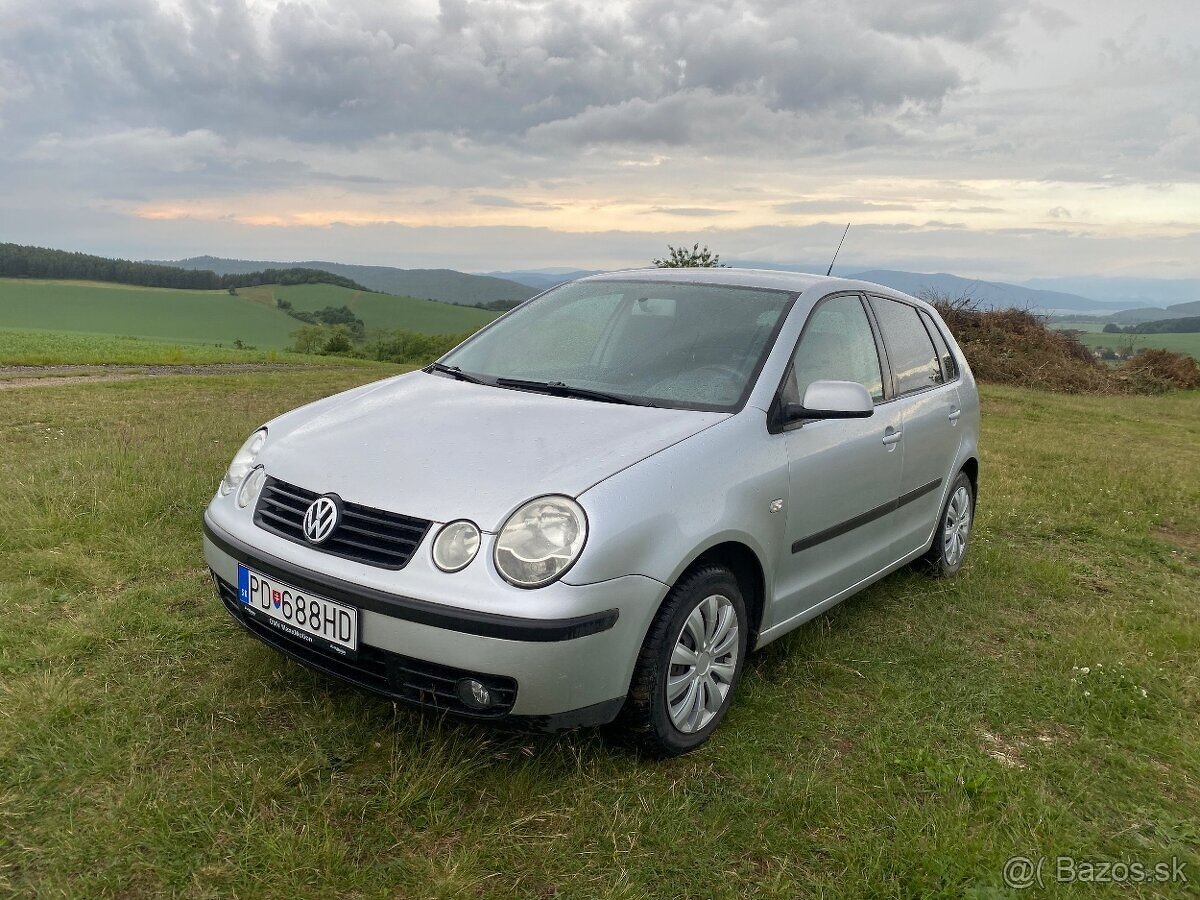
<box><xmin>665</xmin><ymin>540</ymin><xmax>766</xmax><ymax>651</ymax></box>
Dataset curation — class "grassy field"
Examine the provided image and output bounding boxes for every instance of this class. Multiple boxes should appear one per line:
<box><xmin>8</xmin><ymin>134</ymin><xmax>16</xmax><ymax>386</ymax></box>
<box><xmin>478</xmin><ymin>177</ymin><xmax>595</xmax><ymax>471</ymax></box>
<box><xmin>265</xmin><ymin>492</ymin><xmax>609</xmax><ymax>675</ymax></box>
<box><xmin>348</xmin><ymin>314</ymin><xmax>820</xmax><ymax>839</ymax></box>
<box><xmin>0</xmin><ymin>328</ymin><xmax>391</xmax><ymax>367</ymax></box>
<box><xmin>1</xmin><ymin>374</ymin><xmax>1198</xmax><ymax>897</ymax></box>
<box><xmin>1077</xmin><ymin>332</ymin><xmax>1200</xmax><ymax>359</ymax></box>
<box><xmin>237</xmin><ymin>283</ymin><xmax>499</xmax><ymax>334</ymax></box>
<box><xmin>0</xmin><ymin>279</ymin><xmax>300</xmax><ymax>347</ymax></box>
<box><xmin>1052</xmin><ymin>322</ymin><xmax>1200</xmax><ymax>359</ymax></box>
<box><xmin>0</xmin><ymin>279</ymin><xmax>497</xmax><ymax>350</ymax></box>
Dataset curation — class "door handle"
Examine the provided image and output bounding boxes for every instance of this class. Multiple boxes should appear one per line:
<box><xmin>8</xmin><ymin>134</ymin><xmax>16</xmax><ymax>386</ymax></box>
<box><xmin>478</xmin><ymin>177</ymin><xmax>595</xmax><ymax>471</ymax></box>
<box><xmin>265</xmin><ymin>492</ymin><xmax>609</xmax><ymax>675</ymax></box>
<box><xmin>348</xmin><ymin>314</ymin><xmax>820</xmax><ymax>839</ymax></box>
<box><xmin>948</xmin><ymin>408</ymin><xmax>962</xmax><ymax>423</ymax></box>
<box><xmin>882</xmin><ymin>429</ymin><xmax>903</xmax><ymax>446</ymax></box>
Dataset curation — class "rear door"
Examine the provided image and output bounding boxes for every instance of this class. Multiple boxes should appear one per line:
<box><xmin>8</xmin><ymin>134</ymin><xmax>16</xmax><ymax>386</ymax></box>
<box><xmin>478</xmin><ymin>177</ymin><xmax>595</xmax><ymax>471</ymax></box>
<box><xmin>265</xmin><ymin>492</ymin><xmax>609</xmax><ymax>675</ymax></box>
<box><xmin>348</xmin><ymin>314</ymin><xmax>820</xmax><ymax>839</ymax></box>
<box><xmin>867</xmin><ymin>296</ymin><xmax>964</xmax><ymax>555</ymax></box>
<box><xmin>770</xmin><ymin>293</ymin><xmax>904</xmax><ymax>626</ymax></box>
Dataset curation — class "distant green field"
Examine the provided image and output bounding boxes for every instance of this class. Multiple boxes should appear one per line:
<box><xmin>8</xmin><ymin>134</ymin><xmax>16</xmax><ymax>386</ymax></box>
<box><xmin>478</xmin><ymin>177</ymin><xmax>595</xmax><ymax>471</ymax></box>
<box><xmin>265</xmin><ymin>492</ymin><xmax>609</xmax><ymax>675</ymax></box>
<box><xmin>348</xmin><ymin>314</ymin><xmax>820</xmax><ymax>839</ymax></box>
<box><xmin>0</xmin><ymin>328</ymin><xmax>386</xmax><ymax>367</ymax></box>
<box><xmin>237</xmin><ymin>283</ymin><xmax>498</xmax><ymax>334</ymax></box>
<box><xmin>0</xmin><ymin>279</ymin><xmax>498</xmax><ymax>351</ymax></box>
<box><xmin>0</xmin><ymin>278</ymin><xmax>299</xmax><ymax>347</ymax></box>
<box><xmin>1076</xmin><ymin>332</ymin><xmax>1200</xmax><ymax>359</ymax></box>
<box><xmin>1051</xmin><ymin>322</ymin><xmax>1200</xmax><ymax>359</ymax></box>
<box><xmin>1049</xmin><ymin>321</ymin><xmax>1110</xmax><ymax>334</ymax></box>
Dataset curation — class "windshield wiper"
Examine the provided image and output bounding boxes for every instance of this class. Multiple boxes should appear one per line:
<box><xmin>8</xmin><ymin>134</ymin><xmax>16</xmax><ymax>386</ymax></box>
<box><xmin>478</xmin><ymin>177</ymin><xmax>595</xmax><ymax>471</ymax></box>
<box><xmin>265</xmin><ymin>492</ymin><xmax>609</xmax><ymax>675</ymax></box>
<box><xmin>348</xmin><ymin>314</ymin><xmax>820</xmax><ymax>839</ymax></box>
<box><xmin>426</xmin><ymin>362</ymin><xmax>489</xmax><ymax>385</ymax></box>
<box><xmin>494</xmin><ymin>377</ymin><xmax>647</xmax><ymax>406</ymax></box>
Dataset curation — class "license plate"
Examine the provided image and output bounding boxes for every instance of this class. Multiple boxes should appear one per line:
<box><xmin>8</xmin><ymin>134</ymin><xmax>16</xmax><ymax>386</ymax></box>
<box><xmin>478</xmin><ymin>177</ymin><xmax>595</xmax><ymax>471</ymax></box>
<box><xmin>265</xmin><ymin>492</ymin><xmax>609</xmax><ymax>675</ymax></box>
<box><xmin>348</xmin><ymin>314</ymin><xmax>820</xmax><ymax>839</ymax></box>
<box><xmin>237</xmin><ymin>565</ymin><xmax>358</xmax><ymax>658</ymax></box>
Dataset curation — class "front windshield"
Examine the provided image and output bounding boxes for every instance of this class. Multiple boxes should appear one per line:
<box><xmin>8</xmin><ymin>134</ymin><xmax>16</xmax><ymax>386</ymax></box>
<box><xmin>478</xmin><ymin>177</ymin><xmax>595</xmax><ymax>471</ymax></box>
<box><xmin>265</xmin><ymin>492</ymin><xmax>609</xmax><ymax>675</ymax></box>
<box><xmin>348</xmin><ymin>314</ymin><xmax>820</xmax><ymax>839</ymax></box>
<box><xmin>439</xmin><ymin>279</ymin><xmax>795</xmax><ymax>411</ymax></box>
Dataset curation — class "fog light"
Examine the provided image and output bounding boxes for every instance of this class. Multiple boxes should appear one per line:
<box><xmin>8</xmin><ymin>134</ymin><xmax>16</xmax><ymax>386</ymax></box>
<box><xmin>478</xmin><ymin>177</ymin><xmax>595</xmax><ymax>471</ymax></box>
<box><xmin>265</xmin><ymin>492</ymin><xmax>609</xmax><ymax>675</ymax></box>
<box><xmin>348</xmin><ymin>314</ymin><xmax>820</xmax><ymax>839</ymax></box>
<box><xmin>237</xmin><ymin>465</ymin><xmax>266</xmax><ymax>508</ymax></box>
<box><xmin>432</xmin><ymin>520</ymin><xmax>481</xmax><ymax>572</ymax></box>
<box><xmin>456</xmin><ymin>678</ymin><xmax>493</xmax><ymax>710</ymax></box>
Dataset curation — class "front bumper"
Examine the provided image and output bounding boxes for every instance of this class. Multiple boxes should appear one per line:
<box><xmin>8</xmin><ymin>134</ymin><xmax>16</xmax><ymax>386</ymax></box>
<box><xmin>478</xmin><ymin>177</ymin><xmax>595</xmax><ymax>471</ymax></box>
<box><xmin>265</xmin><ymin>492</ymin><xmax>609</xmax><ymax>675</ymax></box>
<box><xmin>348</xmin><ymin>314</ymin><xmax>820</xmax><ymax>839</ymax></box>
<box><xmin>203</xmin><ymin>516</ymin><xmax>666</xmax><ymax>727</ymax></box>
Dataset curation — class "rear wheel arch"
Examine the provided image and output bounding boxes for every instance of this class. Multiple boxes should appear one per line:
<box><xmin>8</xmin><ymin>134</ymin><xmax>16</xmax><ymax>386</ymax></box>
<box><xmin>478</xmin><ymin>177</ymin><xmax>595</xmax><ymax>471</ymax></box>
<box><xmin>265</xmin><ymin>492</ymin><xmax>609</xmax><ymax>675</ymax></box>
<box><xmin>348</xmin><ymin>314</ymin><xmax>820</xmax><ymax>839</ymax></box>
<box><xmin>961</xmin><ymin>456</ymin><xmax>979</xmax><ymax>496</ymax></box>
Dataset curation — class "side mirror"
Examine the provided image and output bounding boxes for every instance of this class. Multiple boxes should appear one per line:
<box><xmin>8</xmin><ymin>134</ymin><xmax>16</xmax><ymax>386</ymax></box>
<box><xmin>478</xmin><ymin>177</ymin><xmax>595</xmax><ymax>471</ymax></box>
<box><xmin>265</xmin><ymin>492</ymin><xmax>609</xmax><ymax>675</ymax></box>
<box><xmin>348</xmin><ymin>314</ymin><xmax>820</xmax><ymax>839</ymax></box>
<box><xmin>785</xmin><ymin>380</ymin><xmax>874</xmax><ymax>422</ymax></box>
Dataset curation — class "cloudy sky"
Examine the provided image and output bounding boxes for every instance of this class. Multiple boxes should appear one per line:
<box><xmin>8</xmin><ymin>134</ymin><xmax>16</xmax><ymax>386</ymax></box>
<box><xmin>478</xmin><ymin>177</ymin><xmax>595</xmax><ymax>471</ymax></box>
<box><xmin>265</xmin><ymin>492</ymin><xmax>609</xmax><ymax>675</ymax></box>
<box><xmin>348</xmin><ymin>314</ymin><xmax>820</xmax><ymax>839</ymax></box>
<box><xmin>1</xmin><ymin>0</ymin><xmax>1198</xmax><ymax>278</ymax></box>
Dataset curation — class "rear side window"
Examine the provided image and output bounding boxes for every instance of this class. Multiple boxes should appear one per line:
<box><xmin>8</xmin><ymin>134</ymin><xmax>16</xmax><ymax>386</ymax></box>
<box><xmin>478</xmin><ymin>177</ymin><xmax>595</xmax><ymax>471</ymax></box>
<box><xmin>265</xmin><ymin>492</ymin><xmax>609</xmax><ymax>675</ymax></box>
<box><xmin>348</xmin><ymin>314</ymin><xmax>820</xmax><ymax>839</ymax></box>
<box><xmin>919</xmin><ymin>309</ymin><xmax>959</xmax><ymax>381</ymax></box>
<box><xmin>870</xmin><ymin>297</ymin><xmax>943</xmax><ymax>396</ymax></box>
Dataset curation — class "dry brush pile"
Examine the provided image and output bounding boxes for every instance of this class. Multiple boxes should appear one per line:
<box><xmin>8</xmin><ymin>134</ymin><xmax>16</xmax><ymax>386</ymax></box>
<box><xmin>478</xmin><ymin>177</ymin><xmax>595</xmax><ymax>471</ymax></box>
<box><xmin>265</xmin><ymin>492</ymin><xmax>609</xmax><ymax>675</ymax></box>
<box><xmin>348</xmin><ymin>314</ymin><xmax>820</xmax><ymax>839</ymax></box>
<box><xmin>925</xmin><ymin>293</ymin><xmax>1200</xmax><ymax>394</ymax></box>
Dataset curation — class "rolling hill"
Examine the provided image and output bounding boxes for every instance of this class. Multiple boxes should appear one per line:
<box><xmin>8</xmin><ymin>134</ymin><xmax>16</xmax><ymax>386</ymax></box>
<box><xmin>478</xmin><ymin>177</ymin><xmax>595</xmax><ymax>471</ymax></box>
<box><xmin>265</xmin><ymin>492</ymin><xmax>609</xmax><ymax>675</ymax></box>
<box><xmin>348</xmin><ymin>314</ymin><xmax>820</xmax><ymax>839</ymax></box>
<box><xmin>154</xmin><ymin>256</ymin><xmax>536</xmax><ymax>306</ymax></box>
<box><xmin>843</xmin><ymin>269</ymin><xmax>1129</xmax><ymax>313</ymax></box>
<box><xmin>0</xmin><ymin>279</ymin><xmax>497</xmax><ymax>349</ymax></box>
<box><xmin>1108</xmin><ymin>300</ymin><xmax>1200</xmax><ymax>325</ymax></box>
<box><xmin>236</xmin><ymin>283</ymin><xmax>497</xmax><ymax>333</ymax></box>
<box><xmin>0</xmin><ymin>279</ymin><xmax>299</xmax><ymax>347</ymax></box>
<box><xmin>491</xmin><ymin>263</ymin><xmax>1140</xmax><ymax>314</ymax></box>
<box><xmin>1022</xmin><ymin>275</ymin><xmax>1200</xmax><ymax>308</ymax></box>
<box><xmin>485</xmin><ymin>269</ymin><xmax>603</xmax><ymax>290</ymax></box>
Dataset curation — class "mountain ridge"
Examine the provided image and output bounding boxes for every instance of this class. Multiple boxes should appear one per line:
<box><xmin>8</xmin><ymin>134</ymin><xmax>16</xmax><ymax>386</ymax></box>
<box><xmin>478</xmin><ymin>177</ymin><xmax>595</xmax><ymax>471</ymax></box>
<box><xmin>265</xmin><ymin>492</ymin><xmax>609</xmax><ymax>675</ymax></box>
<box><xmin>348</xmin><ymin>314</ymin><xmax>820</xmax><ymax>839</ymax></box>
<box><xmin>488</xmin><ymin>263</ymin><xmax>1141</xmax><ymax>314</ymax></box>
<box><xmin>152</xmin><ymin>256</ymin><xmax>536</xmax><ymax>306</ymax></box>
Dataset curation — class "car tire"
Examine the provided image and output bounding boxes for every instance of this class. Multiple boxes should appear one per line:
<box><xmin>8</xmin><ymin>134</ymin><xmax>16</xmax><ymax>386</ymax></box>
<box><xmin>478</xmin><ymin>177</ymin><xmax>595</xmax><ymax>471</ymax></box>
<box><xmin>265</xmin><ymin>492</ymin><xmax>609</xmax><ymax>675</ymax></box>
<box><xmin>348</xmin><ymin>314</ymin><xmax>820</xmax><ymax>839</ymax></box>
<box><xmin>921</xmin><ymin>470</ymin><xmax>974</xmax><ymax>577</ymax></box>
<box><xmin>615</xmin><ymin>565</ymin><xmax>748</xmax><ymax>757</ymax></box>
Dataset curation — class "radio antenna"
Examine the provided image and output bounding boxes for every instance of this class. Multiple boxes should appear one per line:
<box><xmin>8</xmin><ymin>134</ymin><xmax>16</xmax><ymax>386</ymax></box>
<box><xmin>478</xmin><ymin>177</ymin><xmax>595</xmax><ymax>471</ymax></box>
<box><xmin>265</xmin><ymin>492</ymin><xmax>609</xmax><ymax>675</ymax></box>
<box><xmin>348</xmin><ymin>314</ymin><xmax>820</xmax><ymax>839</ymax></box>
<box><xmin>825</xmin><ymin>223</ymin><xmax>850</xmax><ymax>276</ymax></box>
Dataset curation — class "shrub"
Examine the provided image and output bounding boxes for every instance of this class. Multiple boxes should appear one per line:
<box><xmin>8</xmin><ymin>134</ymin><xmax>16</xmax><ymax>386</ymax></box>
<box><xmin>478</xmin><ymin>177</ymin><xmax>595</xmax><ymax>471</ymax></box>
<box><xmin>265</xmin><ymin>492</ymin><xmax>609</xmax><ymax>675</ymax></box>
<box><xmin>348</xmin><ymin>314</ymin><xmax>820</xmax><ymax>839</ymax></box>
<box><xmin>289</xmin><ymin>324</ymin><xmax>358</xmax><ymax>355</ymax></box>
<box><xmin>1118</xmin><ymin>347</ymin><xmax>1200</xmax><ymax>391</ymax></box>
<box><xmin>925</xmin><ymin>292</ymin><xmax>1112</xmax><ymax>393</ymax></box>
<box><xmin>923</xmin><ymin>291</ymin><xmax>1197</xmax><ymax>395</ymax></box>
<box><xmin>365</xmin><ymin>328</ymin><xmax>473</xmax><ymax>365</ymax></box>
<box><xmin>322</xmin><ymin>328</ymin><xmax>354</xmax><ymax>354</ymax></box>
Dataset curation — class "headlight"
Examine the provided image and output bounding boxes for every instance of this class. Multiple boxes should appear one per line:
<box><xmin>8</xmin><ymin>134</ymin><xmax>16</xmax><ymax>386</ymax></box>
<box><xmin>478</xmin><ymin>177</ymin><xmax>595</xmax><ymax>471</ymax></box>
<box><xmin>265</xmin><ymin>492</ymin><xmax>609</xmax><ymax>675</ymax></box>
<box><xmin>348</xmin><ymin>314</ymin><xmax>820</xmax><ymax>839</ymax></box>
<box><xmin>432</xmin><ymin>520</ymin><xmax>481</xmax><ymax>572</ymax></box>
<box><xmin>494</xmin><ymin>495</ymin><xmax>587</xmax><ymax>588</ymax></box>
<box><xmin>220</xmin><ymin>428</ymin><xmax>267</xmax><ymax>495</ymax></box>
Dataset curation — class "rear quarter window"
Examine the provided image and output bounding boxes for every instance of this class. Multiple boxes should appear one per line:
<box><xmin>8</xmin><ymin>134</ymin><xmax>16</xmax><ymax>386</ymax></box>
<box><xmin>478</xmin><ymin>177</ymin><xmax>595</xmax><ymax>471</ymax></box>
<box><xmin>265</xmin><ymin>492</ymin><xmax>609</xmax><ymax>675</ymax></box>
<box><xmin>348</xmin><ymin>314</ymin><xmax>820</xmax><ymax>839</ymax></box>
<box><xmin>919</xmin><ymin>309</ymin><xmax>959</xmax><ymax>381</ymax></box>
<box><xmin>870</xmin><ymin>297</ymin><xmax>944</xmax><ymax>396</ymax></box>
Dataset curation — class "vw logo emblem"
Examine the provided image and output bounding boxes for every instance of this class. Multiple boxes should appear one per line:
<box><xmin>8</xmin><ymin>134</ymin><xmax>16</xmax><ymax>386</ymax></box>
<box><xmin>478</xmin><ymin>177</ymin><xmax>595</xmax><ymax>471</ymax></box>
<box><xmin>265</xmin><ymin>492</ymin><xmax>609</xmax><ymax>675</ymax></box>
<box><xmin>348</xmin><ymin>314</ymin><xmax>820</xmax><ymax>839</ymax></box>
<box><xmin>302</xmin><ymin>495</ymin><xmax>341</xmax><ymax>544</ymax></box>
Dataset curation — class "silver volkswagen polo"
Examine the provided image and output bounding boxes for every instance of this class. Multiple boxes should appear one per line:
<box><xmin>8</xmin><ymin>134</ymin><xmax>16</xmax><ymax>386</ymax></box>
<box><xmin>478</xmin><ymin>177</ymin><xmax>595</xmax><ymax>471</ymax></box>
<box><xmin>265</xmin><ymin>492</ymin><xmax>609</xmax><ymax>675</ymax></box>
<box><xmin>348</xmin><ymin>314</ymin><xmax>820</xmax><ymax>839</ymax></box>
<box><xmin>203</xmin><ymin>268</ymin><xmax>979</xmax><ymax>755</ymax></box>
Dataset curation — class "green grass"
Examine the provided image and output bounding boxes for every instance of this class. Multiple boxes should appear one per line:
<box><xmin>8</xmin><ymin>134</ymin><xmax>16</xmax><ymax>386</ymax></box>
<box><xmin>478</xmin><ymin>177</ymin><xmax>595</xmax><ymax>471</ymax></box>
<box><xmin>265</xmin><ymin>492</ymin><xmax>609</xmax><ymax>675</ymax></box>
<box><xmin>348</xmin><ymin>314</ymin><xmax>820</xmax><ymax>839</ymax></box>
<box><xmin>1077</xmin><ymin>332</ymin><xmax>1200</xmax><ymax>359</ymax></box>
<box><xmin>1050</xmin><ymin>321</ymin><xmax>1114</xmax><ymax>333</ymax></box>
<box><xmin>237</xmin><ymin>283</ymin><xmax>499</xmax><ymax>334</ymax></box>
<box><xmin>1052</xmin><ymin>322</ymin><xmax>1200</xmax><ymax>359</ymax></box>
<box><xmin>0</xmin><ymin>328</ymin><xmax>389</xmax><ymax>367</ymax></box>
<box><xmin>0</xmin><ymin>278</ymin><xmax>303</xmax><ymax>347</ymax></box>
<box><xmin>1</xmin><ymin>376</ymin><xmax>1198</xmax><ymax>897</ymax></box>
<box><xmin>0</xmin><ymin>279</ymin><xmax>496</xmax><ymax>351</ymax></box>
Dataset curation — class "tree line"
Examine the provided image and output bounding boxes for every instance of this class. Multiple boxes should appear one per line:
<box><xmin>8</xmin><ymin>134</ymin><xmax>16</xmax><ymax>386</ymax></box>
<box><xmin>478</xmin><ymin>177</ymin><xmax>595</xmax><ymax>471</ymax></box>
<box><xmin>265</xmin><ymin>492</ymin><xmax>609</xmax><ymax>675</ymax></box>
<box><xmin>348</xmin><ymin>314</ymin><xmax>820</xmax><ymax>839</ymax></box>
<box><xmin>276</xmin><ymin>299</ymin><xmax>366</xmax><ymax>340</ymax></box>
<box><xmin>1102</xmin><ymin>316</ymin><xmax>1200</xmax><ymax>335</ymax></box>
<box><xmin>0</xmin><ymin>242</ymin><xmax>371</xmax><ymax>292</ymax></box>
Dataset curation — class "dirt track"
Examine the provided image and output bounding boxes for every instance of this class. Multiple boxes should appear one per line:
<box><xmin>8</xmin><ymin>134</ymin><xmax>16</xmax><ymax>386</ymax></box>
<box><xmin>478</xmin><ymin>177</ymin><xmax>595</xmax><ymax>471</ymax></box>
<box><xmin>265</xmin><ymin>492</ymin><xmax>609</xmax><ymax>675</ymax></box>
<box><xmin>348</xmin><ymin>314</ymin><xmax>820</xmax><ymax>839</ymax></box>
<box><xmin>0</xmin><ymin>363</ymin><xmax>335</xmax><ymax>390</ymax></box>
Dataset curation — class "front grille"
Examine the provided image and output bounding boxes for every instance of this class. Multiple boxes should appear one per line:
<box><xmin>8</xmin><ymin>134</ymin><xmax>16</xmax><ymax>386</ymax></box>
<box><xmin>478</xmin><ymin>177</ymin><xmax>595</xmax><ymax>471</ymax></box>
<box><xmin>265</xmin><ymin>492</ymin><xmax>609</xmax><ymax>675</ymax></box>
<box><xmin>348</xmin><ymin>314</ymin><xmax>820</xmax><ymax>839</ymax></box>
<box><xmin>215</xmin><ymin>574</ymin><xmax>518</xmax><ymax>717</ymax></box>
<box><xmin>254</xmin><ymin>476</ymin><xmax>431</xmax><ymax>570</ymax></box>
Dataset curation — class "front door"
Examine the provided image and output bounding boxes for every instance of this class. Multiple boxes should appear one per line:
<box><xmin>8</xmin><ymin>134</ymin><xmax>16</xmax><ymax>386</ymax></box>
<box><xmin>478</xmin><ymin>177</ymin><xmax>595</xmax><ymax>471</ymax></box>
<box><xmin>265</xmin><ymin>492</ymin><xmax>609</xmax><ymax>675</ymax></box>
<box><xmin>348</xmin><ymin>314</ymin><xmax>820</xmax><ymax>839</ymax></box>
<box><xmin>770</xmin><ymin>294</ymin><xmax>904</xmax><ymax>628</ymax></box>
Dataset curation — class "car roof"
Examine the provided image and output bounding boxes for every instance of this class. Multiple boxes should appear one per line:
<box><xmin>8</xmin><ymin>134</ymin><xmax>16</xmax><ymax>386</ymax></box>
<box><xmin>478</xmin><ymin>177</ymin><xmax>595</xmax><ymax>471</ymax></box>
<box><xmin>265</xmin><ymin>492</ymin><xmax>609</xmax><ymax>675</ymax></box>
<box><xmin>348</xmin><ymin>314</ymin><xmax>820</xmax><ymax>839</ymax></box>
<box><xmin>577</xmin><ymin>266</ymin><xmax>927</xmax><ymax>307</ymax></box>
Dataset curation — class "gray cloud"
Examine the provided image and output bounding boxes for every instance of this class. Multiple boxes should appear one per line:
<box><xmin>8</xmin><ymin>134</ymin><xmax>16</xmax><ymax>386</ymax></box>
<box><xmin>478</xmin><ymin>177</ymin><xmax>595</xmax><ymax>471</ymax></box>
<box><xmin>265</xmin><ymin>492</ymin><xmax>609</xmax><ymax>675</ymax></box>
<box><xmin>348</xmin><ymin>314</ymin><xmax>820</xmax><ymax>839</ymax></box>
<box><xmin>863</xmin><ymin>0</ymin><xmax>1028</xmax><ymax>46</ymax></box>
<box><xmin>0</xmin><ymin>0</ymin><xmax>967</xmax><ymax>149</ymax></box>
<box><xmin>774</xmin><ymin>199</ymin><xmax>918</xmax><ymax>214</ymax></box>
<box><xmin>470</xmin><ymin>194</ymin><xmax>559</xmax><ymax>210</ymax></box>
<box><xmin>649</xmin><ymin>207</ymin><xmax>732</xmax><ymax>216</ymax></box>
<box><xmin>0</xmin><ymin>0</ymin><xmax>1197</xmax><ymax>279</ymax></box>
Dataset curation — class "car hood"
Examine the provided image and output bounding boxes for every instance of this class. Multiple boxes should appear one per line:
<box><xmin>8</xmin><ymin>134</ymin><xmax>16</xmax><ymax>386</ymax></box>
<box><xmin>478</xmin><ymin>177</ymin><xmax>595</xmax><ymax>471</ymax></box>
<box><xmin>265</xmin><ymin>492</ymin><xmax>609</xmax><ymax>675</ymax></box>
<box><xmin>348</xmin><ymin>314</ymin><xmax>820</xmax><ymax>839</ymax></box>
<box><xmin>261</xmin><ymin>371</ymin><xmax>727</xmax><ymax>530</ymax></box>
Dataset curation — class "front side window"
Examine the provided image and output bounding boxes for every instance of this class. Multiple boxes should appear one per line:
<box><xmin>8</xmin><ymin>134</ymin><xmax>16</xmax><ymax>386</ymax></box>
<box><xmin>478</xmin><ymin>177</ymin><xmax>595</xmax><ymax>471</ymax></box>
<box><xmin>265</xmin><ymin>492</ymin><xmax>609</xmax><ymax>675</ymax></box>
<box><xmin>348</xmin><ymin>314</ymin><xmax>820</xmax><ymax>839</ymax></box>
<box><xmin>870</xmin><ymin>297</ymin><xmax>943</xmax><ymax>396</ymax></box>
<box><xmin>785</xmin><ymin>295</ymin><xmax>885</xmax><ymax>405</ymax></box>
<box><xmin>440</xmin><ymin>280</ymin><xmax>794</xmax><ymax>411</ymax></box>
